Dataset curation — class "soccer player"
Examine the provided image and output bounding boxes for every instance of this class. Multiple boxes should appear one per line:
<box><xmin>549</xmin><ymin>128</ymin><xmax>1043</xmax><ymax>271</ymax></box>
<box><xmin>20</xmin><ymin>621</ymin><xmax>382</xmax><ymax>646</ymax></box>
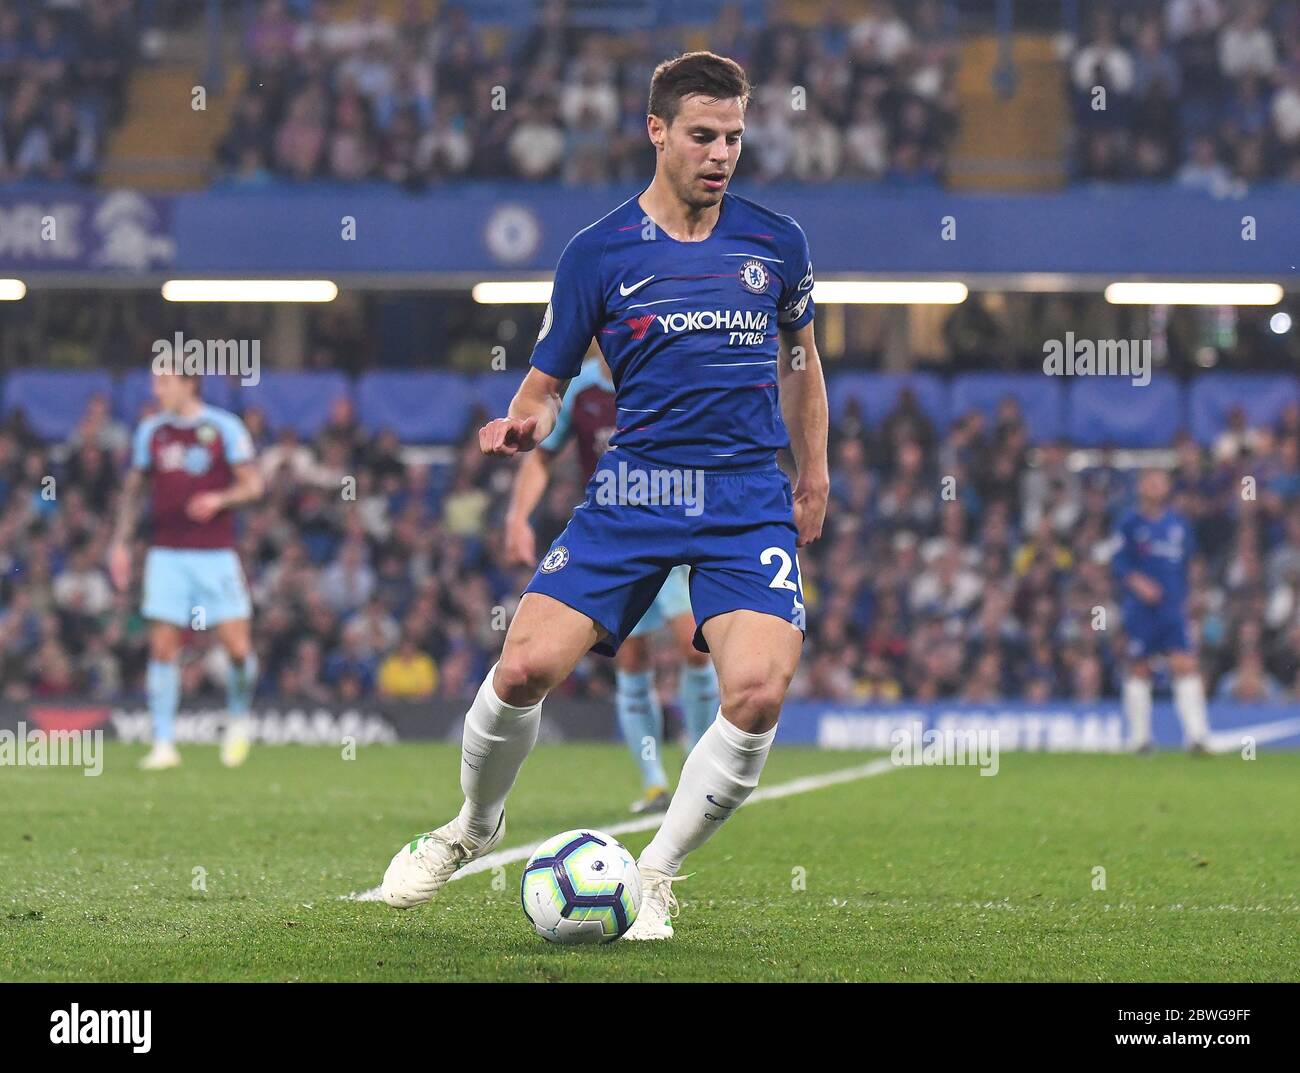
<box><xmin>504</xmin><ymin>353</ymin><xmax>722</xmax><ymax>814</ymax></box>
<box><xmin>382</xmin><ymin>52</ymin><xmax>828</xmax><ymax>939</ymax></box>
<box><xmin>1112</xmin><ymin>468</ymin><xmax>1211</xmax><ymax>753</ymax></box>
<box><xmin>109</xmin><ymin>373</ymin><xmax>264</xmax><ymax>769</ymax></box>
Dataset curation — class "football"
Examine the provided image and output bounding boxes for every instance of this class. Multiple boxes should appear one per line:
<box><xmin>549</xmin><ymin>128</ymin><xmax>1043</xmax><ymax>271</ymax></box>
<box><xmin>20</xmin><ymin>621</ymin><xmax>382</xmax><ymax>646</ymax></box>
<box><xmin>520</xmin><ymin>829</ymin><xmax>641</xmax><ymax>944</ymax></box>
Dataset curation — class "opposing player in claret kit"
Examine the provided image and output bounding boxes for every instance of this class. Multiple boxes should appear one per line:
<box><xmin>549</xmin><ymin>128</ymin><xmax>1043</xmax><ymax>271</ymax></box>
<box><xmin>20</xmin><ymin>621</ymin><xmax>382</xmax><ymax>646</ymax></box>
<box><xmin>109</xmin><ymin>373</ymin><xmax>264</xmax><ymax>770</ymax></box>
<box><xmin>503</xmin><ymin>353</ymin><xmax>721</xmax><ymax>815</ymax></box>
<box><xmin>382</xmin><ymin>51</ymin><xmax>829</xmax><ymax>939</ymax></box>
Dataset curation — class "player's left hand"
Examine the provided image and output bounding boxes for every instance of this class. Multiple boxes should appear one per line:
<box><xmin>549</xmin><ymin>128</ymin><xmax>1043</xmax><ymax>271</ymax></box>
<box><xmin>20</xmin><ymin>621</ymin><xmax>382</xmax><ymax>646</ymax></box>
<box><xmin>186</xmin><ymin>491</ymin><xmax>227</xmax><ymax>523</ymax></box>
<box><xmin>793</xmin><ymin>477</ymin><xmax>828</xmax><ymax>548</ymax></box>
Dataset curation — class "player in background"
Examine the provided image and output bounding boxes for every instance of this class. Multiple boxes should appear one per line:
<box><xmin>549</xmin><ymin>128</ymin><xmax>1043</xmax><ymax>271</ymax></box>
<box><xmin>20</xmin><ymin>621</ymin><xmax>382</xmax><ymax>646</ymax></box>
<box><xmin>504</xmin><ymin>354</ymin><xmax>721</xmax><ymax>814</ymax></box>
<box><xmin>382</xmin><ymin>52</ymin><xmax>828</xmax><ymax>939</ymax></box>
<box><xmin>109</xmin><ymin>373</ymin><xmax>264</xmax><ymax>769</ymax></box>
<box><xmin>1112</xmin><ymin>468</ymin><xmax>1211</xmax><ymax>753</ymax></box>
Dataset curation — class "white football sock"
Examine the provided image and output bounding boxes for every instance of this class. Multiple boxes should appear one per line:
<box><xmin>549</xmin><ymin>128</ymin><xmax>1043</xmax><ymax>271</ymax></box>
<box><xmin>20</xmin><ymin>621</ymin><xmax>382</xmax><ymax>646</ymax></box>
<box><xmin>1123</xmin><ymin>677</ymin><xmax>1153</xmax><ymax>749</ymax></box>
<box><xmin>456</xmin><ymin>664</ymin><xmax>542</xmax><ymax>844</ymax></box>
<box><xmin>639</xmin><ymin>710</ymin><xmax>776</xmax><ymax>877</ymax></box>
<box><xmin>1173</xmin><ymin>674</ymin><xmax>1209</xmax><ymax>746</ymax></box>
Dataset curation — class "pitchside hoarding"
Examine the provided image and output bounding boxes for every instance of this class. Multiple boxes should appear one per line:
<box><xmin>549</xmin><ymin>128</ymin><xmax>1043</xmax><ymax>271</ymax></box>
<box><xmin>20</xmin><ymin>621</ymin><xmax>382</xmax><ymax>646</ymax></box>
<box><xmin>2</xmin><ymin>699</ymin><xmax>1296</xmax><ymax>751</ymax></box>
<box><xmin>4</xmin><ymin>185</ymin><xmax>1299</xmax><ymax>277</ymax></box>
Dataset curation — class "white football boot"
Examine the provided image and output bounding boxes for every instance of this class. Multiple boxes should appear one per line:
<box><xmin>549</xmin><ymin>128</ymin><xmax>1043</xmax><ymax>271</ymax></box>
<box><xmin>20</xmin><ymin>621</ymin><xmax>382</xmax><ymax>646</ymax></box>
<box><xmin>220</xmin><ymin>720</ymin><xmax>251</xmax><ymax>768</ymax></box>
<box><xmin>138</xmin><ymin>742</ymin><xmax>181</xmax><ymax>770</ymax></box>
<box><xmin>623</xmin><ymin>867</ymin><xmax>683</xmax><ymax>940</ymax></box>
<box><xmin>381</xmin><ymin>812</ymin><xmax>505</xmax><ymax>909</ymax></box>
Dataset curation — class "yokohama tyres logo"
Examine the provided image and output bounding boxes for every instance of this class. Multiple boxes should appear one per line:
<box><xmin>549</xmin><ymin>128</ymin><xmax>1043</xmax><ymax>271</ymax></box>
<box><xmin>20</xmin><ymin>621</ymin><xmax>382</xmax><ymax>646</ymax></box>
<box><xmin>625</xmin><ymin>315</ymin><xmax>656</xmax><ymax>340</ymax></box>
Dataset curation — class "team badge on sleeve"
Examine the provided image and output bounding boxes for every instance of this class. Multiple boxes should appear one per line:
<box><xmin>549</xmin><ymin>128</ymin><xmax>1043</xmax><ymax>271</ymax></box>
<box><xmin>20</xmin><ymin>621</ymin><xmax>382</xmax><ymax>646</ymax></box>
<box><xmin>540</xmin><ymin>545</ymin><xmax>569</xmax><ymax>573</ymax></box>
<box><xmin>739</xmin><ymin>260</ymin><xmax>770</xmax><ymax>294</ymax></box>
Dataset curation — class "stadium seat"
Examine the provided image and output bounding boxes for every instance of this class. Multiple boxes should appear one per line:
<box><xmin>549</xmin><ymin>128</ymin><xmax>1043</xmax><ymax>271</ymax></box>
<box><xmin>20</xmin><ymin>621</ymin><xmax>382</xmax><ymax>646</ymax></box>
<box><xmin>1066</xmin><ymin>378</ymin><xmax>1187</xmax><ymax>447</ymax></box>
<box><xmin>236</xmin><ymin>372</ymin><xmax>350</xmax><ymax>437</ymax></box>
<box><xmin>356</xmin><ymin>372</ymin><xmax>477</xmax><ymax>443</ymax></box>
<box><xmin>2</xmin><ymin>371</ymin><xmax>116</xmax><ymax>440</ymax></box>
<box><xmin>950</xmin><ymin>374</ymin><xmax>1065</xmax><ymax>444</ymax></box>
<box><xmin>1188</xmin><ymin>374</ymin><xmax>1299</xmax><ymax>446</ymax></box>
<box><xmin>472</xmin><ymin>370</ymin><xmax>529</xmax><ymax>422</ymax></box>
<box><xmin>827</xmin><ymin>372</ymin><xmax>949</xmax><ymax>432</ymax></box>
<box><xmin>114</xmin><ymin>370</ymin><xmax>238</xmax><ymax>422</ymax></box>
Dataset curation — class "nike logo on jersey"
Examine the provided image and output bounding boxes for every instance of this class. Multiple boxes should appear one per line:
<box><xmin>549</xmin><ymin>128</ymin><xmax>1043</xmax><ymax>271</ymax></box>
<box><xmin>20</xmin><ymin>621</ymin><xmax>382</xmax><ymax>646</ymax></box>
<box><xmin>619</xmin><ymin>275</ymin><xmax>655</xmax><ymax>297</ymax></box>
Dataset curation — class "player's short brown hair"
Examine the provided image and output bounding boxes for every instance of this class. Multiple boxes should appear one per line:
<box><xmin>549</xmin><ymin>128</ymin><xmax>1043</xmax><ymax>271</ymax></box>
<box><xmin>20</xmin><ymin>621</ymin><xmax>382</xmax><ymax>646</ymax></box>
<box><xmin>648</xmin><ymin>51</ymin><xmax>750</xmax><ymax>126</ymax></box>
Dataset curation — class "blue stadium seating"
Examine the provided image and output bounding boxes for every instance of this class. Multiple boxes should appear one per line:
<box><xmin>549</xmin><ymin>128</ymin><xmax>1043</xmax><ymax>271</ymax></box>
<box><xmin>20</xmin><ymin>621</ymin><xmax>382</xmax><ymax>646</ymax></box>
<box><xmin>236</xmin><ymin>372</ymin><xmax>350</xmax><ymax>437</ymax></box>
<box><xmin>950</xmin><ymin>374</ymin><xmax>1066</xmax><ymax>444</ymax></box>
<box><xmin>355</xmin><ymin>372</ymin><xmax>476</xmax><ymax>443</ymax></box>
<box><xmin>828</xmin><ymin>372</ymin><xmax>949</xmax><ymax>432</ymax></box>
<box><xmin>2</xmin><ymin>370</ymin><xmax>1292</xmax><ymax>450</ymax></box>
<box><xmin>3</xmin><ymin>371</ymin><xmax>116</xmax><ymax>440</ymax></box>
<box><xmin>1067</xmin><ymin>378</ymin><xmax>1187</xmax><ymax>448</ymax></box>
<box><xmin>114</xmin><ymin>369</ymin><xmax>237</xmax><ymax>422</ymax></box>
<box><xmin>1188</xmin><ymin>374</ymin><xmax>1299</xmax><ymax>447</ymax></box>
<box><xmin>472</xmin><ymin>370</ymin><xmax>528</xmax><ymax>424</ymax></box>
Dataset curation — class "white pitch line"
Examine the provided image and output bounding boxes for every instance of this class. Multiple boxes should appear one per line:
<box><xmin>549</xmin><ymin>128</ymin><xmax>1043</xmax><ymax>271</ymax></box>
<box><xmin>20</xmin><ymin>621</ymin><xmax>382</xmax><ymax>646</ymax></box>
<box><xmin>344</xmin><ymin>757</ymin><xmax>896</xmax><ymax>902</ymax></box>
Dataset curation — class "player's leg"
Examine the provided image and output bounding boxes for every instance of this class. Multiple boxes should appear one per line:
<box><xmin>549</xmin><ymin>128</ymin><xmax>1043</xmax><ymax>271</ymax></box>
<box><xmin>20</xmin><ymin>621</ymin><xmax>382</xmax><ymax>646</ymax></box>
<box><xmin>618</xmin><ymin>591</ymin><xmax>672</xmax><ymax>812</ymax></box>
<box><xmin>141</xmin><ymin>621</ymin><xmax>184</xmax><ymax>769</ymax></box>
<box><xmin>383</xmin><ymin>452</ymin><xmax>674</xmax><ymax>909</ymax></box>
<box><xmin>655</xmin><ymin>563</ymin><xmax>719</xmax><ymax>751</ymax></box>
<box><xmin>628</xmin><ymin>609</ymin><xmax>800</xmax><ymax>939</ymax></box>
<box><xmin>198</xmin><ymin>549</ymin><xmax>258</xmax><ymax>767</ymax></box>
<box><xmin>139</xmin><ymin>547</ymin><xmax>192</xmax><ymax>770</ymax></box>
<box><xmin>1121</xmin><ymin>604</ymin><xmax>1157</xmax><ymax>752</ymax></box>
<box><xmin>460</xmin><ymin>593</ymin><xmax>604</xmax><ymax>838</ymax></box>
<box><xmin>214</xmin><ymin>617</ymin><xmax>257</xmax><ymax>768</ymax></box>
<box><xmin>381</xmin><ymin>593</ymin><xmax>606</xmax><ymax>908</ymax></box>
<box><xmin>669</xmin><ymin>617</ymin><xmax>719</xmax><ymax>751</ymax></box>
<box><xmin>625</xmin><ymin>462</ymin><xmax>806</xmax><ymax>939</ymax></box>
<box><xmin>1168</xmin><ymin>648</ymin><xmax>1211</xmax><ymax>754</ymax></box>
<box><xmin>614</xmin><ymin>632</ymin><xmax>672</xmax><ymax>813</ymax></box>
<box><xmin>1122</xmin><ymin>658</ymin><xmax>1154</xmax><ymax>753</ymax></box>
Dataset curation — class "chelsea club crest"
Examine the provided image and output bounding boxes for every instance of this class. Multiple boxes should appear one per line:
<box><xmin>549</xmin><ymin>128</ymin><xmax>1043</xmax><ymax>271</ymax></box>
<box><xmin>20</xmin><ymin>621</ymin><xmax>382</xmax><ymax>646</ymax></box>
<box><xmin>540</xmin><ymin>546</ymin><xmax>569</xmax><ymax>573</ymax></box>
<box><xmin>738</xmin><ymin>259</ymin><xmax>769</xmax><ymax>294</ymax></box>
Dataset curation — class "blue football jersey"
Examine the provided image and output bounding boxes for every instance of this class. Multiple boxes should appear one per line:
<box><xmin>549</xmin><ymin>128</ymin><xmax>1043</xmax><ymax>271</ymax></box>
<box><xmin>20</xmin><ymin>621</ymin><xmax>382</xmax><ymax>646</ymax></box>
<box><xmin>1111</xmin><ymin>508</ymin><xmax>1193</xmax><ymax>612</ymax></box>
<box><xmin>529</xmin><ymin>191</ymin><xmax>815</xmax><ymax>470</ymax></box>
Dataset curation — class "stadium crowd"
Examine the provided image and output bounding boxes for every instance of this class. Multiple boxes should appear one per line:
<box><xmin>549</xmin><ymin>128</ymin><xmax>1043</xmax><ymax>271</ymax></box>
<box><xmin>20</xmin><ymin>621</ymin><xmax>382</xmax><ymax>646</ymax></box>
<box><xmin>1071</xmin><ymin>0</ymin><xmax>1300</xmax><ymax>187</ymax></box>
<box><xmin>216</xmin><ymin>0</ymin><xmax>958</xmax><ymax>188</ymax></box>
<box><xmin>1</xmin><ymin>380</ymin><xmax>1298</xmax><ymax>714</ymax></box>
<box><xmin>0</xmin><ymin>0</ymin><xmax>142</xmax><ymax>184</ymax></box>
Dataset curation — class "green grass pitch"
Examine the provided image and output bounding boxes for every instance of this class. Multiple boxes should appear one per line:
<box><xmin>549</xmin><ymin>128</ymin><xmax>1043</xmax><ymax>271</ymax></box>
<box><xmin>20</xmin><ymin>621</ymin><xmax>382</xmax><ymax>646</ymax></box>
<box><xmin>2</xmin><ymin>743</ymin><xmax>1297</xmax><ymax>981</ymax></box>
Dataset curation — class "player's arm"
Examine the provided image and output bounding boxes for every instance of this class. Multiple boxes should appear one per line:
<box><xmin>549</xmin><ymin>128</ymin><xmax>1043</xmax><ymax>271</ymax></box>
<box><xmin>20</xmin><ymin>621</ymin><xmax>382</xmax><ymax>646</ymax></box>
<box><xmin>108</xmin><ymin>468</ymin><xmax>145</xmax><ymax>591</ymax></box>
<box><xmin>187</xmin><ymin>462</ymin><xmax>265</xmax><ymax>523</ymax></box>
<box><xmin>487</xmin><ymin>226</ymin><xmax>604</xmax><ymax>458</ymax></box>
<box><xmin>479</xmin><ymin>367</ymin><xmax>567</xmax><ymax>457</ymax></box>
<box><xmin>504</xmin><ymin>447</ymin><xmax>560</xmax><ymax>566</ymax></box>
<box><xmin>1111</xmin><ymin>519</ymin><xmax>1161</xmax><ymax>604</ymax></box>
<box><xmin>778</xmin><ymin>321</ymin><xmax>829</xmax><ymax>547</ymax></box>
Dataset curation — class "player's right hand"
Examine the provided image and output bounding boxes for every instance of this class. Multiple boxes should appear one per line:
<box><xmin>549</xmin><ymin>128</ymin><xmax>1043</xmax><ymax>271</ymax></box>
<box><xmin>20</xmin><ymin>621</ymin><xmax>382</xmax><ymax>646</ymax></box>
<box><xmin>108</xmin><ymin>543</ymin><xmax>131</xmax><ymax>592</ymax></box>
<box><xmin>504</xmin><ymin>518</ymin><xmax>537</xmax><ymax>567</ymax></box>
<box><xmin>479</xmin><ymin>415</ymin><xmax>540</xmax><ymax>457</ymax></box>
